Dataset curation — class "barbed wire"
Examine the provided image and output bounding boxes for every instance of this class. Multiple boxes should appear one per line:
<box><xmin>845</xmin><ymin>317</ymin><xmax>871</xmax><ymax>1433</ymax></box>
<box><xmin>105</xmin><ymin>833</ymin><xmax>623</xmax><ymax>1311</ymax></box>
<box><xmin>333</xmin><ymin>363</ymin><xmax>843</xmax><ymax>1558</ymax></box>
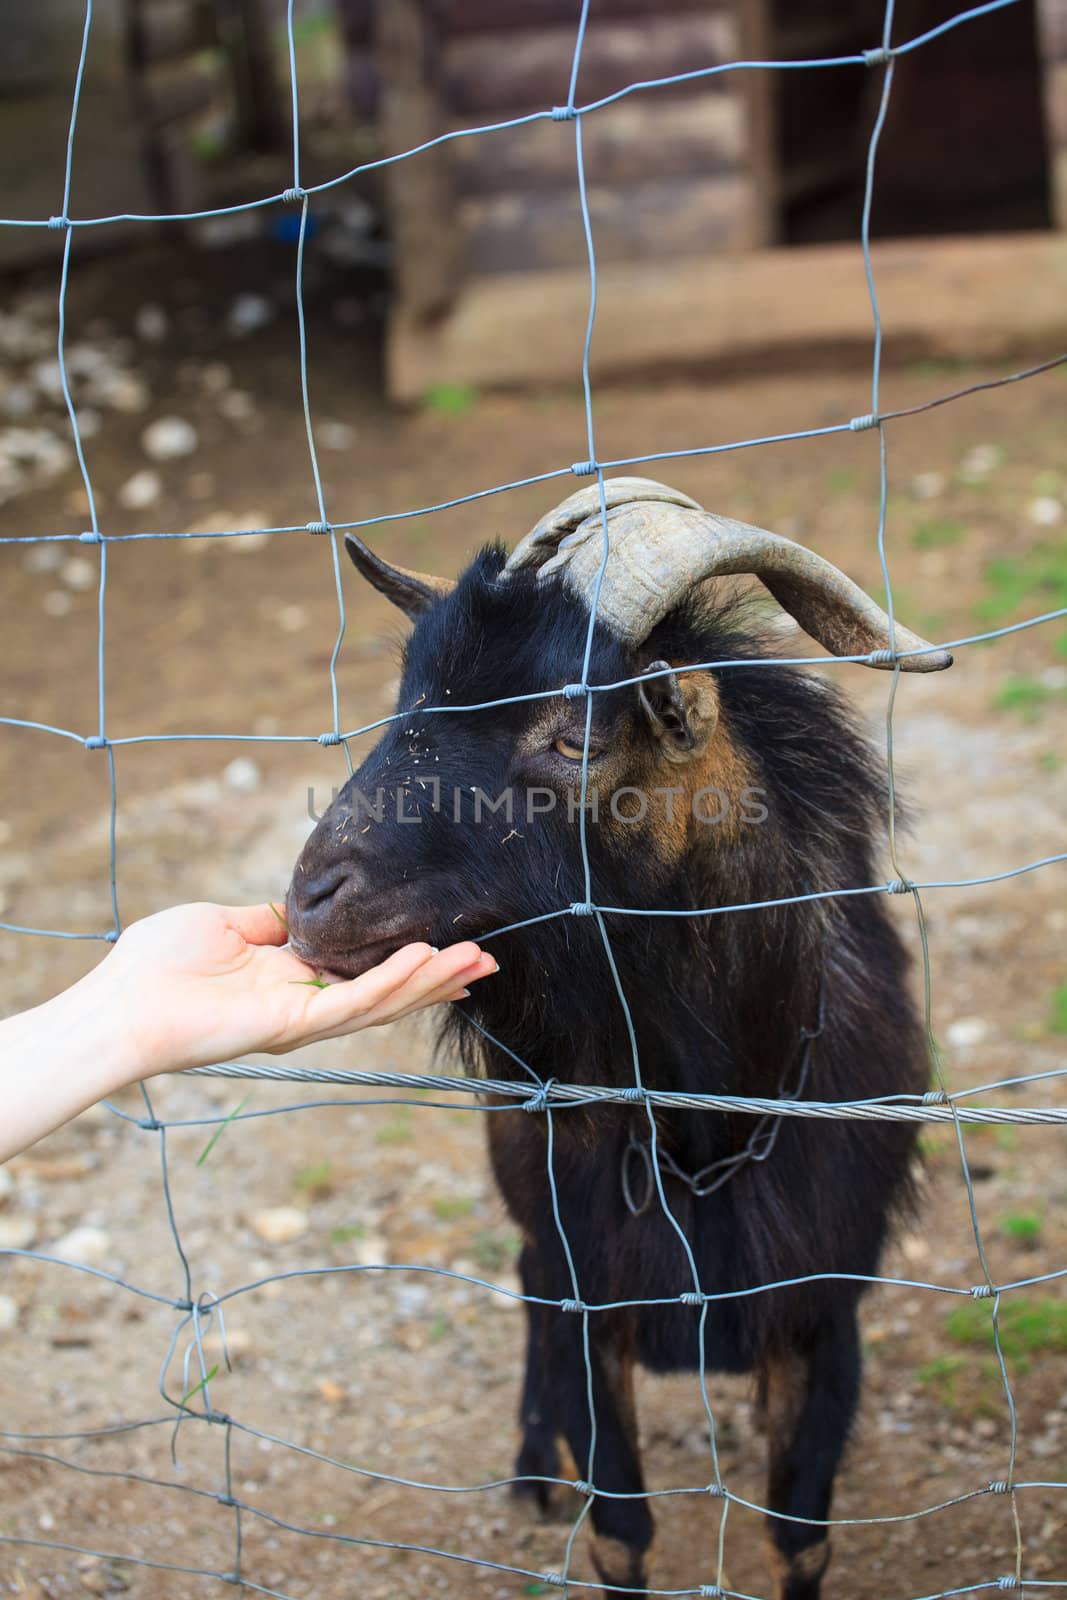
<box><xmin>2</xmin><ymin>0</ymin><xmax>1065</xmax><ymax>1595</ymax></box>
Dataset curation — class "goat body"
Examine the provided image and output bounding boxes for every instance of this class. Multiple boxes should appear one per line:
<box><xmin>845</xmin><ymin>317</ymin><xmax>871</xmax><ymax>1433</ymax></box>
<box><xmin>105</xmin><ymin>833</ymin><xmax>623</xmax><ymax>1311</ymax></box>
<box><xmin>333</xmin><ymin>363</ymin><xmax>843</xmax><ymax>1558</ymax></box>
<box><xmin>287</xmin><ymin>548</ymin><xmax>927</xmax><ymax>1599</ymax></box>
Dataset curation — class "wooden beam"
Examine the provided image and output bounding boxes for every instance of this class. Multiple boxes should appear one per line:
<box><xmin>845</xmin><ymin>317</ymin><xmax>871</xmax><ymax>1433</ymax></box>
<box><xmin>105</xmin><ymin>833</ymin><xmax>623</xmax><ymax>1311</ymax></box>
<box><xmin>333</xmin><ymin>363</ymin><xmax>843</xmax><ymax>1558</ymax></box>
<box><xmin>461</xmin><ymin>174</ymin><xmax>755</xmax><ymax>273</ymax></box>
<box><xmin>387</xmin><ymin>232</ymin><xmax>1067</xmax><ymax>400</ymax></box>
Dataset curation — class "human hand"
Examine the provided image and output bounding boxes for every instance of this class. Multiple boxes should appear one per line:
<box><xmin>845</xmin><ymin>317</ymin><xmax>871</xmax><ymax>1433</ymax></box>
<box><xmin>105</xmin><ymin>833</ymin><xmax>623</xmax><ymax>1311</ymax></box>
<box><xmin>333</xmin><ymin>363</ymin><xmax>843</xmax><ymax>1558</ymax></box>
<box><xmin>90</xmin><ymin>902</ymin><xmax>496</xmax><ymax>1079</ymax></box>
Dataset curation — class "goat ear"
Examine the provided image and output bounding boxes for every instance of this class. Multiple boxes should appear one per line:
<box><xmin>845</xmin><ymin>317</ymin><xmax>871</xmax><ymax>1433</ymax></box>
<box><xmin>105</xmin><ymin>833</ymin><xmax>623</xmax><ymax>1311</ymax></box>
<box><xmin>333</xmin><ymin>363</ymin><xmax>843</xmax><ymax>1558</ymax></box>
<box><xmin>345</xmin><ymin>534</ymin><xmax>454</xmax><ymax>620</ymax></box>
<box><xmin>637</xmin><ymin>660</ymin><xmax>719</xmax><ymax>763</ymax></box>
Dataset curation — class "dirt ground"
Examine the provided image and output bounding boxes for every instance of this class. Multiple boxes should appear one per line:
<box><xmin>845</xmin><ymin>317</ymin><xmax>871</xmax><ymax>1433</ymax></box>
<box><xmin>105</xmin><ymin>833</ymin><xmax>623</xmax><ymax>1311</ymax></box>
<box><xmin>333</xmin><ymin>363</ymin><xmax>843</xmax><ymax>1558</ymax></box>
<box><xmin>1</xmin><ymin>237</ymin><xmax>1066</xmax><ymax>1600</ymax></box>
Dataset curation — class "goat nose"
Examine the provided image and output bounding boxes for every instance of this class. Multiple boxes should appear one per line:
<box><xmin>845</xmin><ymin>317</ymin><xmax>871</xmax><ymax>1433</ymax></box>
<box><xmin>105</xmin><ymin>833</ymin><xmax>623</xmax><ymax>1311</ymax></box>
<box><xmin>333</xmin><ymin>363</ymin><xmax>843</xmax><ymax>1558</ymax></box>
<box><xmin>296</xmin><ymin>864</ymin><xmax>349</xmax><ymax>912</ymax></box>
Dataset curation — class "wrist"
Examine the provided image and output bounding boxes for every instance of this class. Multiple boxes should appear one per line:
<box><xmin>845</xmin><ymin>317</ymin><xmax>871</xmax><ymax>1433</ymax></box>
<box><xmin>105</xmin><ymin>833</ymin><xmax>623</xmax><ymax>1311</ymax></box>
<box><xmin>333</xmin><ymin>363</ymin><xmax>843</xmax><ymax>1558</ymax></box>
<box><xmin>50</xmin><ymin>959</ymin><xmax>145</xmax><ymax>1094</ymax></box>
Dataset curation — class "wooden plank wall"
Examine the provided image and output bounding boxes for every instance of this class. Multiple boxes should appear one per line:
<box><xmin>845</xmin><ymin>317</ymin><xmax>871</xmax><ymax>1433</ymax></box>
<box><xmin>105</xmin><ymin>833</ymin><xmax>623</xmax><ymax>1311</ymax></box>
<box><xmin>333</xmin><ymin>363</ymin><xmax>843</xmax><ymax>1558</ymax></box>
<box><xmin>381</xmin><ymin>0</ymin><xmax>756</xmax><ymax>304</ymax></box>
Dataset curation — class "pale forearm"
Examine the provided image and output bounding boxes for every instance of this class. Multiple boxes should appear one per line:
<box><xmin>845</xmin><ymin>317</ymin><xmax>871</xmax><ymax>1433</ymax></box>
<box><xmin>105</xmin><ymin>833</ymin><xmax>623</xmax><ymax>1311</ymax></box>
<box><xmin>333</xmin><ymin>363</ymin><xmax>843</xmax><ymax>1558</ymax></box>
<box><xmin>0</xmin><ymin>970</ymin><xmax>137</xmax><ymax>1163</ymax></box>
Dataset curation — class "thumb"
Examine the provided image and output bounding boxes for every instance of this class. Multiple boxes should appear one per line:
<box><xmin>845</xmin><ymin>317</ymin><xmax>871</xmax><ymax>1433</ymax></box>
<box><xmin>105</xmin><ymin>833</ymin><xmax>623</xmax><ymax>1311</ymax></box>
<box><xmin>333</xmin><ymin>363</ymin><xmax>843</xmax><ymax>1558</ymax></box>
<box><xmin>225</xmin><ymin>902</ymin><xmax>291</xmax><ymax>948</ymax></box>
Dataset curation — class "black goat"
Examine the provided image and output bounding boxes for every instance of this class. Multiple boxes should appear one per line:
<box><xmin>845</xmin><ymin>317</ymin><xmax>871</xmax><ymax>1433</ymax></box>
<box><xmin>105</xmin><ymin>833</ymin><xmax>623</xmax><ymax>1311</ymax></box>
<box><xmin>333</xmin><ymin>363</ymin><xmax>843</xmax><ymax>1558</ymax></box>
<box><xmin>286</xmin><ymin>479</ymin><xmax>948</xmax><ymax>1599</ymax></box>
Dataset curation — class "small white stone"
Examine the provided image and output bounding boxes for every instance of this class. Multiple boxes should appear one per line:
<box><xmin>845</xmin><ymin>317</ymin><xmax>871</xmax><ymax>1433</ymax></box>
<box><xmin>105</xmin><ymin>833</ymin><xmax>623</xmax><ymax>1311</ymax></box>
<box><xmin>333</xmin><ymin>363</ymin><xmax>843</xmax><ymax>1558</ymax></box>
<box><xmin>354</xmin><ymin>1232</ymin><xmax>389</xmax><ymax>1266</ymax></box>
<box><xmin>52</xmin><ymin>1225</ymin><xmax>110</xmax><ymax>1264</ymax></box>
<box><xmin>959</xmin><ymin>444</ymin><xmax>1001</xmax><ymax>481</ymax></box>
<box><xmin>946</xmin><ymin>1017</ymin><xmax>989</xmax><ymax>1049</ymax></box>
<box><xmin>135</xmin><ymin>304</ymin><xmax>168</xmax><ymax>342</ymax></box>
<box><xmin>227</xmin><ymin>293</ymin><xmax>275</xmax><ymax>337</ymax></box>
<box><xmin>218</xmin><ymin>389</ymin><xmax>256</xmax><ymax>423</ymax></box>
<box><xmin>229</xmin><ymin>529</ymin><xmax>271</xmax><ymax>554</ymax></box>
<box><xmin>201</xmin><ymin>1327</ymin><xmax>253</xmax><ymax>1364</ymax></box>
<box><xmin>278</xmin><ymin>604</ymin><xmax>307</xmax><ymax>633</ymax></box>
<box><xmin>76</xmin><ymin>406</ymin><xmax>102</xmax><ymax>439</ymax></box>
<box><xmin>251</xmin><ymin>1206</ymin><xmax>309</xmax><ymax>1245</ymax></box>
<box><xmin>0</xmin><ymin>1293</ymin><xmax>18</xmax><ymax>1332</ymax></box>
<box><xmin>0</xmin><ymin>1215</ymin><xmax>37</xmax><ymax>1249</ymax></box>
<box><xmin>118</xmin><ymin>467</ymin><xmax>161</xmax><ymax>510</ymax></box>
<box><xmin>96</xmin><ymin>371</ymin><xmax>150</xmax><ymax>413</ymax></box>
<box><xmin>2</xmin><ymin>381</ymin><xmax>36</xmax><ymax>419</ymax></box>
<box><xmin>201</xmin><ymin>362</ymin><xmax>232</xmax><ymax>394</ymax></box>
<box><xmin>32</xmin><ymin>357</ymin><xmax>65</xmax><ymax>401</ymax></box>
<box><xmin>196</xmin><ymin>211</ymin><xmax>261</xmax><ymax>249</ymax></box>
<box><xmin>1040</xmin><ymin>665</ymin><xmax>1067</xmax><ymax>690</ymax></box>
<box><xmin>319</xmin><ymin>419</ymin><xmax>354</xmax><ymax>452</ymax></box>
<box><xmin>142</xmin><ymin>416</ymin><xmax>198</xmax><ymax>461</ymax></box>
<box><xmin>23</xmin><ymin>542</ymin><xmax>63</xmax><ymax>574</ymax></box>
<box><xmin>911</xmin><ymin>471</ymin><xmax>946</xmax><ymax>501</ymax></box>
<box><xmin>223</xmin><ymin>757</ymin><xmax>260</xmax><ymax>793</ymax></box>
<box><xmin>61</xmin><ymin>556</ymin><xmax>95</xmax><ymax>591</ymax></box>
<box><xmin>1027</xmin><ymin>496</ymin><xmax>1063</xmax><ymax>527</ymax></box>
<box><xmin>491</xmin><ymin>1271</ymin><xmax>523</xmax><ymax>1307</ymax></box>
<box><xmin>38</xmin><ymin>1511</ymin><xmax>54</xmax><ymax>1531</ymax></box>
<box><xmin>43</xmin><ymin>589</ymin><xmax>72</xmax><ymax>617</ymax></box>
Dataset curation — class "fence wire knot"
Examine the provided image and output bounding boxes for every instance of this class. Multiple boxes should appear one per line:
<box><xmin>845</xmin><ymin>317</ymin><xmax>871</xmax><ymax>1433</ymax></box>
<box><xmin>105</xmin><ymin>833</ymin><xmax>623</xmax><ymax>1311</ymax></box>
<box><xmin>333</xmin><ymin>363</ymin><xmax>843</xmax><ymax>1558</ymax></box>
<box><xmin>988</xmin><ymin>1480</ymin><xmax>1011</xmax><ymax>1495</ymax></box>
<box><xmin>970</xmin><ymin>1283</ymin><xmax>995</xmax><ymax>1299</ymax></box>
<box><xmin>552</xmin><ymin>105</ymin><xmax>578</xmax><ymax>121</ymax></box>
<box><xmin>864</xmin><ymin>46</ymin><xmax>893</xmax><ymax>66</ymax></box>
<box><xmin>569</xmin><ymin>901</ymin><xmax>595</xmax><ymax>916</ymax></box>
<box><xmin>563</xmin><ymin>682</ymin><xmax>588</xmax><ymax>699</ymax></box>
<box><xmin>540</xmin><ymin>1574</ymin><xmax>568</xmax><ymax>1588</ymax></box>
<box><xmin>886</xmin><ymin>876</ymin><xmax>912</xmax><ymax>893</ymax></box>
<box><xmin>867</xmin><ymin>650</ymin><xmax>897</xmax><ymax>667</ymax></box>
<box><xmin>318</xmin><ymin>731</ymin><xmax>342</xmax><ymax>747</ymax></box>
<box><xmin>48</xmin><ymin>214</ymin><xmax>71</xmax><ymax>229</ymax></box>
<box><xmin>83</xmin><ymin>735</ymin><xmax>107</xmax><ymax>750</ymax></box>
<box><xmin>849</xmin><ymin>413</ymin><xmax>879</xmax><ymax>431</ymax></box>
<box><xmin>680</xmin><ymin>1290</ymin><xmax>705</xmax><ymax>1307</ymax></box>
<box><xmin>283</xmin><ymin>186</ymin><xmax>306</xmax><ymax>203</ymax></box>
<box><xmin>570</xmin><ymin>459</ymin><xmax>597</xmax><ymax>475</ymax></box>
<box><xmin>79</xmin><ymin>529</ymin><xmax>102</xmax><ymax>544</ymax></box>
<box><xmin>560</xmin><ymin>1298</ymin><xmax>586</xmax><ymax>1314</ymax></box>
<box><xmin>996</xmin><ymin>1579</ymin><xmax>1019</xmax><ymax>1591</ymax></box>
<box><xmin>705</xmin><ymin>1483</ymin><xmax>726</xmax><ymax>1499</ymax></box>
<box><xmin>922</xmin><ymin>1088</ymin><xmax>949</xmax><ymax>1105</ymax></box>
<box><xmin>573</xmin><ymin>1478</ymin><xmax>594</xmax><ymax>1496</ymax></box>
<box><xmin>137</xmin><ymin>1116</ymin><xmax>162</xmax><ymax>1132</ymax></box>
<box><xmin>524</xmin><ymin>1078</ymin><xmax>557</xmax><ymax>1115</ymax></box>
<box><xmin>305</xmin><ymin>520</ymin><xmax>332</xmax><ymax>534</ymax></box>
<box><xmin>619</xmin><ymin>1086</ymin><xmax>647</xmax><ymax>1103</ymax></box>
<box><xmin>699</xmin><ymin>1586</ymin><xmax>725</xmax><ymax>1597</ymax></box>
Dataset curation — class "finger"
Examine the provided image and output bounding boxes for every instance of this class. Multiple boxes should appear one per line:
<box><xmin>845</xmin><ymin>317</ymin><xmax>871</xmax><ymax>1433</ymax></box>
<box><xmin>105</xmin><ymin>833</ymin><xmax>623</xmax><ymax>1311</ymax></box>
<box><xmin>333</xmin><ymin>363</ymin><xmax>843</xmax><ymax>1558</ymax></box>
<box><xmin>311</xmin><ymin>949</ymin><xmax>495</xmax><ymax>1036</ymax></box>
<box><xmin>297</xmin><ymin>941</ymin><xmax>444</xmax><ymax>1032</ymax></box>
<box><xmin>360</xmin><ymin>951</ymin><xmax>497</xmax><ymax>1024</ymax></box>
<box><xmin>225</xmin><ymin>902</ymin><xmax>292</xmax><ymax>948</ymax></box>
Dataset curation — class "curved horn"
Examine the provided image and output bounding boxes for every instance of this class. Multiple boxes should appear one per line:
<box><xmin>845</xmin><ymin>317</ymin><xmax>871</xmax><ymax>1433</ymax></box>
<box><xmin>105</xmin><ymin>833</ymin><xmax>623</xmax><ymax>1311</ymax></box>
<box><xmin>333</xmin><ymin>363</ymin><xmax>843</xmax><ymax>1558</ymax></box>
<box><xmin>505</xmin><ymin>477</ymin><xmax>951</xmax><ymax>673</ymax></box>
<box><xmin>345</xmin><ymin>533</ymin><xmax>454</xmax><ymax>620</ymax></box>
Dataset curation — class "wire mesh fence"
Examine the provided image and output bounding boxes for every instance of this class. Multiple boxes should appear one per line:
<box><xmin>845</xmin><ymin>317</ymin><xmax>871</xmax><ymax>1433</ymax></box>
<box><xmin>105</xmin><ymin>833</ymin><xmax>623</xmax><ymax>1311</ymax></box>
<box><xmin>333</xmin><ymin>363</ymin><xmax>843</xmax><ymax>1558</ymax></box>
<box><xmin>1</xmin><ymin>0</ymin><xmax>1067</xmax><ymax>1594</ymax></box>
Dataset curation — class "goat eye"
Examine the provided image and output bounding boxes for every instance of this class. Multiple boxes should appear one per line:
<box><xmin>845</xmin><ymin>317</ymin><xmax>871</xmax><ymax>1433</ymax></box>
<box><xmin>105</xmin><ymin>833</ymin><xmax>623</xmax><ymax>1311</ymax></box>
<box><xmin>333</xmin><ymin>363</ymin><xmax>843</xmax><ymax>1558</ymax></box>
<box><xmin>554</xmin><ymin>736</ymin><xmax>600</xmax><ymax>761</ymax></box>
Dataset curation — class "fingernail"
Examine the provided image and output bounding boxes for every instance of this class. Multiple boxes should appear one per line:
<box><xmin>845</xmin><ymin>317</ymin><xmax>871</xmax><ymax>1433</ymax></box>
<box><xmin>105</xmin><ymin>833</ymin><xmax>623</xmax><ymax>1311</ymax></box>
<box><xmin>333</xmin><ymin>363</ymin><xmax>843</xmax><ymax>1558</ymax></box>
<box><xmin>429</xmin><ymin>946</ymin><xmax>440</xmax><ymax>954</ymax></box>
<box><xmin>459</xmin><ymin>987</ymin><xmax>471</xmax><ymax>999</ymax></box>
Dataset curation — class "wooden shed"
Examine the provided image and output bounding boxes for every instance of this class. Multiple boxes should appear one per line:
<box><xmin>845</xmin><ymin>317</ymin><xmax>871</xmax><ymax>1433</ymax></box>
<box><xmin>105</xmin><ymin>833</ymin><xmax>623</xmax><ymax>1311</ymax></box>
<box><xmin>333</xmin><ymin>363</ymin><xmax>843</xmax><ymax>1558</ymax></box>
<box><xmin>378</xmin><ymin>0</ymin><xmax>1067</xmax><ymax>399</ymax></box>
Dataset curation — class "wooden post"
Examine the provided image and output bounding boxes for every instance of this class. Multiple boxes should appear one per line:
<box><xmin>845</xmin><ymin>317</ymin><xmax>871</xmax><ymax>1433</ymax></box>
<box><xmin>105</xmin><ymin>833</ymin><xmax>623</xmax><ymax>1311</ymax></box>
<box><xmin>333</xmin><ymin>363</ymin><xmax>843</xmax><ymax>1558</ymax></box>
<box><xmin>377</xmin><ymin>0</ymin><xmax>463</xmax><ymax>324</ymax></box>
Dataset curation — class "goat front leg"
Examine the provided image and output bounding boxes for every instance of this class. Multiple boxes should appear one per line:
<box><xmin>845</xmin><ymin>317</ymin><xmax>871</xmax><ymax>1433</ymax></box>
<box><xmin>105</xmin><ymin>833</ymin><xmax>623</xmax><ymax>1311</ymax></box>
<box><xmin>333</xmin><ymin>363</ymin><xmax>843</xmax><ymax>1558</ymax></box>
<box><xmin>544</xmin><ymin>1309</ymin><xmax>653</xmax><ymax>1598</ymax></box>
<box><xmin>512</xmin><ymin>1240</ymin><xmax>563</xmax><ymax>1511</ymax></box>
<box><xmin>760</xmin><ymin>1308</ymin><xmax>862</xmax><ymax>1600</ymax></box>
